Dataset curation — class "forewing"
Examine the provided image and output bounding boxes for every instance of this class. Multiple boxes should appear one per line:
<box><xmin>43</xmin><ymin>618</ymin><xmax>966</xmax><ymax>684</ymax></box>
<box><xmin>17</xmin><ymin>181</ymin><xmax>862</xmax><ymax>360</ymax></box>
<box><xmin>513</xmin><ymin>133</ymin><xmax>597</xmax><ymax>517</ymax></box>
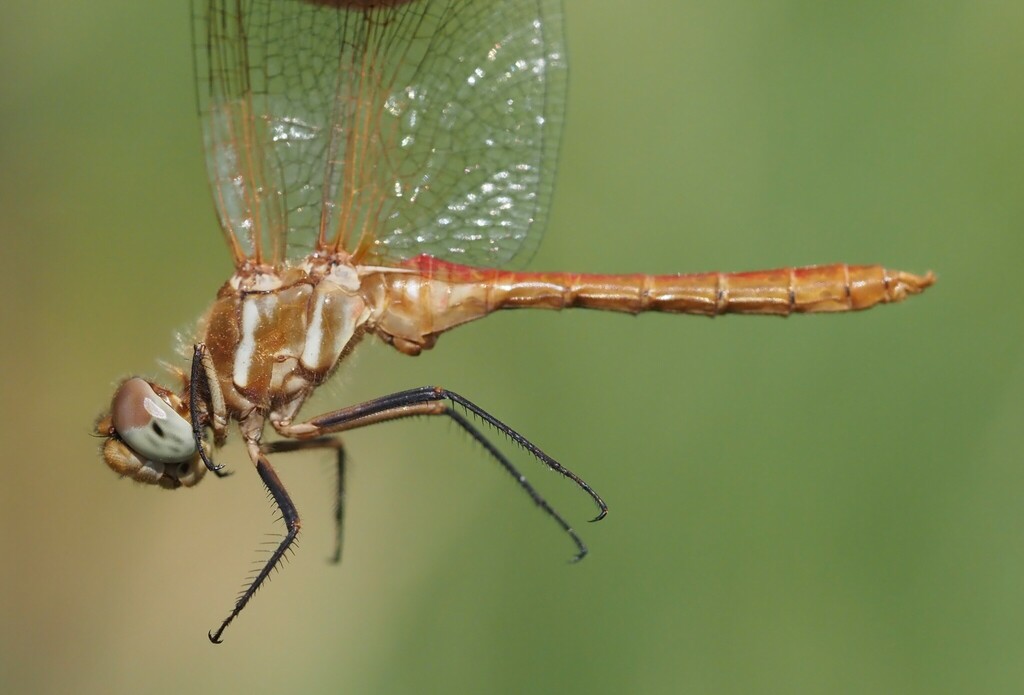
<box><xmin>194</xmin><ymin>0</ymin><xmax>566</xmax><ymax>270</ymax></box>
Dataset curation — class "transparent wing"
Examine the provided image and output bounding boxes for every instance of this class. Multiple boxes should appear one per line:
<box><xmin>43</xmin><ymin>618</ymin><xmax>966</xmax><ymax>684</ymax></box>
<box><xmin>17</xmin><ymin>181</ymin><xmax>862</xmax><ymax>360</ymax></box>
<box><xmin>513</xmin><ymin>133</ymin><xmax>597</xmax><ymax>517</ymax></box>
<box><xmin>194</xmin><ymin>0</ymin><xmax>566</xmax><ymax>270</ymax></box>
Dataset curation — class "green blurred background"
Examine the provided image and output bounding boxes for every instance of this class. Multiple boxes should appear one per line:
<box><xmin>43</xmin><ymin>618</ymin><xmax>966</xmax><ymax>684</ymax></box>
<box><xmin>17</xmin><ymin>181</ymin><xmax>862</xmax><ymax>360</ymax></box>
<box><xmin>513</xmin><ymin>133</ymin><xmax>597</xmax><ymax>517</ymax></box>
<box><xmin>1</xmin><ymin>1</ymin><xmax>1021</xmax><ymax>693</ymax></box>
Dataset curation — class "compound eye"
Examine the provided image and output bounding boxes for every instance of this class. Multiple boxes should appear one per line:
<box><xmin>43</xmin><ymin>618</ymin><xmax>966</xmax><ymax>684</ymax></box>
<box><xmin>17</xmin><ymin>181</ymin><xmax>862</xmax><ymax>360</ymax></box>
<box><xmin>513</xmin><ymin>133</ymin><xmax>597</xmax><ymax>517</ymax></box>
<box><xmin>110</xmin><ymin>378</ymin><xmax>197</xmax><ymax>463</ymax></box>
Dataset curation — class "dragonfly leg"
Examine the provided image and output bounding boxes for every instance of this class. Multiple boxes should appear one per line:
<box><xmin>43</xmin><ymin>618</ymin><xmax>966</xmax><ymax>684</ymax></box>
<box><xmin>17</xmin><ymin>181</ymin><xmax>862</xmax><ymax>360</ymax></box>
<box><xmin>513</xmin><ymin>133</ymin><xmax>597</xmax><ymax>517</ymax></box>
<box><xmin>209</xmin><ymin>439</ymin><xmax>300</xmax><ymax>644</ymax></box>
<box><xmin>262</xmin><ymin>437</ymin><xmax>347</xmax><ymax>564</ymax></box>
<box><xmin>189</xmin><ymin>344</ymin><xmax>229</xmax><ymax>474</ymax></box>
<box><xmin>272</xmin><ymin>386</ymin><xmax>607</xmax><ymax>562</ymax></box>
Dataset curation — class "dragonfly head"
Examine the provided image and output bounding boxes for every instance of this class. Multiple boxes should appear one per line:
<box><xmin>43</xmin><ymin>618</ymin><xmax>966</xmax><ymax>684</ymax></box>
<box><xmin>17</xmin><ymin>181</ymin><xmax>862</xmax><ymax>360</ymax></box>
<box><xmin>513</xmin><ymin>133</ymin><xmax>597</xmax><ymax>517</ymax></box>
<box><xmin>96</xmin><ymin>378</ymin><xmax>206</xmax><ymax>490</ymax></box>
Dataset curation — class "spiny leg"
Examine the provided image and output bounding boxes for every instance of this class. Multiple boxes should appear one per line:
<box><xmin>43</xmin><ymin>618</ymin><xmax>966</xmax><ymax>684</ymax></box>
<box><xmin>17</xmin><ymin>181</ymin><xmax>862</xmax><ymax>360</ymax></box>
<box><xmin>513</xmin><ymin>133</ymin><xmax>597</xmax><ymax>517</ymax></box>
<box><xmin>262</xmin><ymin>437</ymin><xmax>347</xmax><ymax>564</ymax></box>
<box><xmin>208</xmin><ymin>440</ymin><xmax>300</xmax><ymax>644</ymax></box>
<box><xmin>189</xmin><ymin>344</ymin><xmax>229</xmax><ymax>475</ymax></box>
<box><xmin>274</xmin><ymin>386</ymin><xmax>606</xmax><ymax>562</ymax></box>
<box><xmin>444</xmin><ymin>408</ymin><xmax>590</xmax><ymax>561</ymax></box>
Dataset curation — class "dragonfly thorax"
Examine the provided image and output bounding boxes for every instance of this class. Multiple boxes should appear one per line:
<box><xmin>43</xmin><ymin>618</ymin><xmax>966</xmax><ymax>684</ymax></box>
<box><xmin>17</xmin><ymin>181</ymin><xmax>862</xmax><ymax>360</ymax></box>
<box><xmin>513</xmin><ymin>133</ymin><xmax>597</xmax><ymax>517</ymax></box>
<box><xmin>201</xmin><ymin>259</ymin><xmax>372</xmax><ymax>425</ymax></box>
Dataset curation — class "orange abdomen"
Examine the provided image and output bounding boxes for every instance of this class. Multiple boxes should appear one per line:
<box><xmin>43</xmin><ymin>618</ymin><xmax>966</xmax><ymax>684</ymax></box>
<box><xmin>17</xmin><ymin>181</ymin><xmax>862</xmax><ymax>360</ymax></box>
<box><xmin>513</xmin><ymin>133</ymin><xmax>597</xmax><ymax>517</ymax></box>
<box><xmin>367</xmin><ymin>256</ymin><xmax>935</xmax><ymax>354</ymax></box>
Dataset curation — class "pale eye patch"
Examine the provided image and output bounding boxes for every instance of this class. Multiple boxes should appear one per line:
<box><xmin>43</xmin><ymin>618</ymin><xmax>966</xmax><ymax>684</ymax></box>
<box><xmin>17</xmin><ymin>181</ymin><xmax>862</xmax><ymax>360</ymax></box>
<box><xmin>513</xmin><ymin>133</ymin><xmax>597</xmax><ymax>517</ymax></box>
<box><xmin>143</xmin><ymin>396</ymin><xmax>171</xmax><ymax>420</ymax></box>
<box><xmin>111</xmin><ymin>378</ymin><xmax>198</xmax><ymax>464</ymax></box>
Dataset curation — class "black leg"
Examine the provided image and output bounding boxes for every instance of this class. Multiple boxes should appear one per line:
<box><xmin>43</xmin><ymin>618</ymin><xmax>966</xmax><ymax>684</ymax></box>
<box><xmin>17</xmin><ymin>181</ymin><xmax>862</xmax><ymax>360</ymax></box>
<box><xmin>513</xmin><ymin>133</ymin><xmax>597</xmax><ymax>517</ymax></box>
<box><xmin>279</xmin><ymin>386</ymin><xmax>607</xmax><ymax>562</ymax></box>
<box><xmin>332</xmin><ymin>448</ymin><xmax>345</xmax><ymax>564</ymax></box>
<box><xmin>444</xmin><ymin>408</ymin><xmax>590</xmax><ymax>562</ymax></box>
<box><xmin>206</xmin><ymin>387</ymin><xmax>605</xmax><ymax>642</ymax></box>
<box><xmin>189</xmin><ymin>345</ymin><xmax>224</xmax><ymax>474</ymax></box>
<box><xmin>262</xmin><ymin>438</ymin><xmax>347</xmax><ymax>563</ymax></box>
<box><xmin>208</xmin><ymin>448</ymin><xmax>300</xmax><ymax>644</ymax></box>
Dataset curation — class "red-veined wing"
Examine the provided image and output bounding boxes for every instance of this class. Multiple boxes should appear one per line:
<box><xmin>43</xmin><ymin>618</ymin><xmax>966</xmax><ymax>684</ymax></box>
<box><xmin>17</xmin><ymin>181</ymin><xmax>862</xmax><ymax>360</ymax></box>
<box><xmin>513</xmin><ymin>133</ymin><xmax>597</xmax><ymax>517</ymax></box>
<box><xmin>194</xmin><ymin>0</ymin><xmax>566</xmax><ymax>270</ymax></box>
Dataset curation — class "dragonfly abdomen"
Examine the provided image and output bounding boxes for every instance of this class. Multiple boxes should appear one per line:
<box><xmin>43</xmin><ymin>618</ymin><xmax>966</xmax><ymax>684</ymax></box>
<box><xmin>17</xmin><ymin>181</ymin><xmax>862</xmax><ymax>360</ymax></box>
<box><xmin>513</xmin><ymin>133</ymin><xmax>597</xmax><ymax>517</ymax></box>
<box><xmin>366</xmin><ymin>256</ymin><xmax>935</xmax><ymax>354</ymax></box>
<box><xmin>509</xmin><ymin>264</ymin><xmax>935</xmax><ymax>316</ymax></box>
<box><xmin>539</xmin><ymin>264</ymin><xmax>937</xmax><ymax>316</ymax></box>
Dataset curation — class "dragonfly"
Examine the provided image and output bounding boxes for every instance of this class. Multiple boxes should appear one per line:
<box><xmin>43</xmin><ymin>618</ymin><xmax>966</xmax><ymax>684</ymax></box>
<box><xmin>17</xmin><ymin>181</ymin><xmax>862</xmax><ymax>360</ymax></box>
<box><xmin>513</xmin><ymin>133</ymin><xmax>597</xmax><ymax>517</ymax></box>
<box><xmin>94</xmin><ymin>0</ymin><xmax>933</xmax><ymax>643</ymax></box>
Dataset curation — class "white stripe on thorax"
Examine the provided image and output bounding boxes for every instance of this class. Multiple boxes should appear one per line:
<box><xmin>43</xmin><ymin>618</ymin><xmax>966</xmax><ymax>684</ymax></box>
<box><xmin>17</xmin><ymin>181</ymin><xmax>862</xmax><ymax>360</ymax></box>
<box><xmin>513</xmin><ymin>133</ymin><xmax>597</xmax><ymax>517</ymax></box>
<box><xmin>234</xmin><ymin>298</ymin><xmax>260</xmax><ymax>388</ymax></box>
<box><xmin>300</xmin><ymin>291</ymin><xmax>326</xmax><ymax>369</ymax></box>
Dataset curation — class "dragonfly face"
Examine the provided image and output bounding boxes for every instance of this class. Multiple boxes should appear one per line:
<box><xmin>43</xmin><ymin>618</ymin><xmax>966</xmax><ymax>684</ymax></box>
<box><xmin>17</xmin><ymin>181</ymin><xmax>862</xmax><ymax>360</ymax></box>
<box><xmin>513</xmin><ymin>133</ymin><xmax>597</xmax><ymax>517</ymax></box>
<box><xmin>96</xmin><ymin>0</ymin><xmax>932</xmax><ymax>643</ymax></box>
<box><xmin>97</xmin><ymin>378</ymin><xmax>206</xmax><ymax>490</ymax></box>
